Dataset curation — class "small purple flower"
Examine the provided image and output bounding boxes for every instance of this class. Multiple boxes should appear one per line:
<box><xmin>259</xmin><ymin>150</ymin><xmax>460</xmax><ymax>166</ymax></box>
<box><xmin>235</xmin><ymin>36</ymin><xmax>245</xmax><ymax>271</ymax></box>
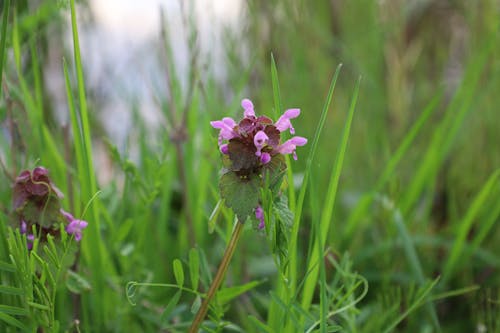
<box><xmin>277</xmin><ymin>136</ymin><xmax>308</xmax><ymax>160</ymax></box>
<box><xmin>274</xmin><ymin>108</ymin><xmax>300</xmax><ymax>134</ymax></box>
<box><xmin>255</xmin><ymin>206</ymin><xmax>265</xmax><ymax>229</ymax></box>
<box><xmin>61</xmin><ymin>209</ymin><xmax>88</xmax><ymax>242</ymax></box>
<box><xmin>27</xmin><ymin>234</ymin><xmax>35</xmax><ymax>250</ymax></box>
<box><xmin>20</xmin><ymin>220</ymin><xmax>28</xmax><ymax>234</ymax></box>
<box><xmin>242</xmin><ymin>98</ymin><xmax>255</xmax><ymax>118</ymax></box>
<box><xmin>260</xmin><ymin>152</ymin><xmax>271</xmax><ymax>164</ymax></box>
<box><xmin>254</xmin><ymin>130</ymin><xmax>269</xmax><ymax>157</ymax></box>
<box><xmin>20</xmin><ymin>220</ymin><xmax>35</xmax><ymax>250</ymax></box>
<box><xmin>210</xmin><ymin>117</ymin><xmax>238</xmax><ymax>145</ymax></box>
<box><xmin>220</xmin><ymin>143</ymin><xmax>229</xmax><ymax>154</ymax></box>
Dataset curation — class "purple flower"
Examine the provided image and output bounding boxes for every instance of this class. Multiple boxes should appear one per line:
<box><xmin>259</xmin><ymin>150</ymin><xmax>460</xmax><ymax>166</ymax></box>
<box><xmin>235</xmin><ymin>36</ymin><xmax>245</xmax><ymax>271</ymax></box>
<box><xmin>13</xmin><ymin>166</ymin><xmax>63</xmax><ymax>211</ymax></box>
<box><xmin>275</xmin><ymin>108</ymin><xmax>300</xmax><ymax>134</ymax></box>
<box><xmin>255</xmin><ymin>205</ymin><xmax>265</xmax><ymax>229</ymax></box>
<box><xmin>211</xmin><ymin>98</ymin><xmax>307</xmax><ymax>165</ymax></box>
<box><xmin>277</xmin><ymin>136</ymin><xmax>308</xmax><ymax>160</ymax></box>
<box><xmin>20</xmin><ymin>220</ymin><xmax>28</xmax><ymax>234</ymax></box>
<box><xmin>254</xmin><ymin>131</ymin><xmax>269</xmax><ymax>157</ymax></box>
<box><xmin>20</xmin><ymin>220</ymin><xmax>35</xmax><ymax>250</ymax></box>
<box><xmin>210</xmin><ymin>117</ymin><xmax>238</xmax><ymax>145</ymax></box>
<box><xmin>61</xmin><ymin>209</ymin><xmax>88</xmax><ymax>242</ymax></box>
<box><xmin>242</xmin><ymin>99</ymin><xmax>255</xmax><ymax>118</ymax></box>
<box><xmin>260</xmin><ymin>152</ymin><xmax>271</xmax><ymax>164</ymax></box>
<box><xmin>220</xmin><ymin>143</ymin><xmax>229</xmax><ymax>154</ymax></box>
<box><xmin>27</xmin><ymin>234</ymin><xmax>35</xmax><ymax>250</ymax></box>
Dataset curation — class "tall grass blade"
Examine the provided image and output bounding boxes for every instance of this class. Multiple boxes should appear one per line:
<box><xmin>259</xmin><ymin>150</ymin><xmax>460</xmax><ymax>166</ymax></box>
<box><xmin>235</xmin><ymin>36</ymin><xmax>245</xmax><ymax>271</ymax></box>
<box><xmin>382</xmin><ymin>277</ymin><xmax>440</xmax><ymax>333</ymax></box>
<box><xmin>392</xmin><ymin>207</ymin><xmax>441</xmax><ymax>331</ymax></box>
<box><xmin>300</xmin><ymin>76</ymin><xmax>360</xmax><ymax>312</ymax></box>
<box><xmin>400</xmin><ymin>38</ymin><xmax>495</xmax><ymax>215</ymax></box>
<box><xmin>269</xmin><ymin>64</ymin><xmax>342</xmax><ymax>331</ymax></box>
<box><xmin>68</xmin><ymin>0</ymin><xmax>109</xmax><ymax>328</ymax></box>
<box><xmin>442</xmin><ymin>169</ymin><xmax>500</xmax><ymax>281</ymax></box>
<box><xmin>344</xmin><ymin>93</ymin><xmax>441</xmax><ymax>238</ymax></box>
<box><xmin>288</xmin><ymin>63</ymin><xmax>342</xmax><ymax>294</ymax></box>
<box><xmin>0</xmin><ymin>0</ymin><xmax>10</xmax><ymax>99</ymax></box>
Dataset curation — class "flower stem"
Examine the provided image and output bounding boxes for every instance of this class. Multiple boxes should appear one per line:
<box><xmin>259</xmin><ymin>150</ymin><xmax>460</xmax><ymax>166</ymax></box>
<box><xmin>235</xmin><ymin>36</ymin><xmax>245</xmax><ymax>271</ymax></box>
<box><xmin>189</xmin><ymin>221</ymin><xmax>244</xmax><ymax>333</ymax></box>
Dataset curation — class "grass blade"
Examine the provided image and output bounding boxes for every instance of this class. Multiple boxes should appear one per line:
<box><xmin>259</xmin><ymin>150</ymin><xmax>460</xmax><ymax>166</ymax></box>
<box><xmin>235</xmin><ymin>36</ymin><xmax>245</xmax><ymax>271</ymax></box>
<box><xmin>300</xmin><ymin>76</ymin><xmax>360</xmax><ymax>312</ymax></box>
<box><xmin>392</xmin><ymin>207</ymin><xmax>441</xmax><ymax>331</ymax></box>
<box><xmin>382</xmin><ymin>277</ymin><xmax>440</xmax><ymax>333</ymax></box>
<box><xmin>343</xmin><ymin>93</ymin><xmax>441</xmax><ymax>239</ymax></box>
<box><xmin>0</xmin><ymin>0</ymin><xmax>10</xmax><ymax>100</ymax></box>
<box><xmin>269</xmin><ymin>64</ymin><xmax>342</xmax><ymax>331</ymax></box>
<box><xmin>442</xmin><ymin>169</ymin><xmax>500</xmax><ymax>282</ymax></box>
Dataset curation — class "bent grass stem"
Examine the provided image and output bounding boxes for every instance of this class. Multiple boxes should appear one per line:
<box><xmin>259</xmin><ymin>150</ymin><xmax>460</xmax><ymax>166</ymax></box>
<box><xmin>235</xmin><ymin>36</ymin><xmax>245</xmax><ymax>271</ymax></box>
<box><xmin>189</xmin><ymin>221</ymin><xmax>244</xmax><ymax>333</ymax></box>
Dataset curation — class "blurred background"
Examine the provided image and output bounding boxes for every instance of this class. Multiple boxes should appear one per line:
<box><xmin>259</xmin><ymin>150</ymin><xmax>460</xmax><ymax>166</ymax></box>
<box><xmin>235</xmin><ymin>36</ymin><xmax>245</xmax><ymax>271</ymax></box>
<box><xmin>1</xmin><ymin>0</ymin><xmax>500</xmax><ymax>331</ymax></box>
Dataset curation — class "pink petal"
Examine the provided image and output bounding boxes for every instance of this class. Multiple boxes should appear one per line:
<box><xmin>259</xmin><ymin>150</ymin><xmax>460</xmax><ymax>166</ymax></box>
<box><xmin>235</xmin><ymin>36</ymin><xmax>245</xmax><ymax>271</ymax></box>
<box><xmin>260</xmin><ymin>152</ymin><xmax>271</xmax><ymax>164</ymax></box>
<box><xmin>220</xmin><ymin>144</ymin><xmax>229</xmax><ymax>154</ymax></box>
<box><xmin>242</xmin><ymin>98</ymin><xmax>255</xmax><ymax>117</ymax></box>
<box><xmin>60</xmin><ymin>209</ymin><xmax>74</xmax><ymax>222</ymax></box>
<box><xmin>255</xmin><ymin>205</ymin><xmax>265</xmax><ymax>229</ymax></box>
<box><xmin>283</xmin><ymin>108</ymin><xmax>300</xmax><ymax>118</ymax></box>
<box><xmin>278</xmin><ymin>136</ymin><xmax>308</xmax><ymax>155</ymax></box>
<box><xmin>254</xmin><ymin>131</ymin><xmax>269</xmax><ymax>156</ymax></box>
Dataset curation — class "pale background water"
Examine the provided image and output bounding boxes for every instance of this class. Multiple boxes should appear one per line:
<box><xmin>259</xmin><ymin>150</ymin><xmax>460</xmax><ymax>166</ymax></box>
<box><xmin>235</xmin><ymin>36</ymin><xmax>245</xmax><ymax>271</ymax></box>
<box><xmin>48</xmin><ymin>0</ymin><xmax>244</xmax><ymax>147</ymax></box>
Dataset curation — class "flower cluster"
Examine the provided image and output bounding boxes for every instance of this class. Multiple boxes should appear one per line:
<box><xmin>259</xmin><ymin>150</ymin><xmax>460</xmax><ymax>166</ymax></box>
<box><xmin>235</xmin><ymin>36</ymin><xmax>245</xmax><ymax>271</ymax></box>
<box><xmin>211</xmin><ymin>99</ymin><xmax>307</xmax><ymax>164</ymax></box>
<box><xmin>211</xmin><ymin>99</ymin><xmax>307</xmax><ymax>228</ymax></box>
<box><xmin>13</xmin><ymin>167</ymin><xmax>88</xmax><ymax>248</ymax></box>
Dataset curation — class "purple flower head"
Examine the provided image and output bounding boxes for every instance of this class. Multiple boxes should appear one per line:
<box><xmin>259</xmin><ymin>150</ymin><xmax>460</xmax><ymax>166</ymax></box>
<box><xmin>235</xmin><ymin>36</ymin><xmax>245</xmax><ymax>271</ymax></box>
<box><xmin>61</xmin><ymin>209</ymin><xmax>88</xmax><ymax>242</ymax></box>
<box><xmin>255</xmin><ymin>205</ymin><xmax>265</xmax><ymax>229</ymax></box>
<box><xmin>13</xmin><ymin>167</ymin><xmax>63</xmax><ymax>211</ymax></box>
<box><xmin>211</xmin><ymin>98</ymin><xmax>307</xmax><ymax>168</ymax></box>
<box><xmin>212</xmin><ymin>98</ymin><xmax>307</xmax><ymax>224</ymax></box>
<box><xmin>13</xmin><ymin>167</ymin><xmax>65</xmax><ymax>233</ymax></box>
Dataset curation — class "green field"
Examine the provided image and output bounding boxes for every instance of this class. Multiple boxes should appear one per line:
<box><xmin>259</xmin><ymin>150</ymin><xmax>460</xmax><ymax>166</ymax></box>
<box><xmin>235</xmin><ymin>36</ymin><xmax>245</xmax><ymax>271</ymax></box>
<box><xmin>1</xmin><ymin>1</ymin><xmax>500</xmax><ymax>332</ymax></box>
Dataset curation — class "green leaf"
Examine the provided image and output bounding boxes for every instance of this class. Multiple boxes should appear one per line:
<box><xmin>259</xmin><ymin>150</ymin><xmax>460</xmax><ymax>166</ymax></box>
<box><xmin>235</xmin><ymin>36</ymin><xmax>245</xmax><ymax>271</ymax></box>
<box><xmin>160</xmin><ymin>289</ymin><xmax>182</xmax><ymax>323</ymax></box>
<box><xmin>0</xmin><ymin>304</ymin><xmax>29</xmax><ymax>316</ymax></box>
<box><xmin>190</xmin><ymin>295</ymin><xmax>202</xmax><ymax>314</ymax></box>
<box><xmin>173</xmin><ymin>259</ymin><xmax>184</xmax><ymax>287</ymax></box>
<box><xmin>0</xmin><ymin>285</ymin><xmax>23</xmax><ymax>296</ymax></box>
<box><xmin>217</xmin><ymin>280</ymin><xmax>263</xmax><ymax>305</ymax></box>
<box><xmin>219</xmin><ymin>171</ymin><xmax>260</xmax><ymax>221</ymax></box>
<box><xmin>21</xmin><ymin>194</ymin><xmax>62</xmax><ymax>227</ymax></box>
<box><xmin>208</xmin><ymin>200</ymin><xmax>222</xmax><ymax>234</ymax></box>
<box><xmin>271</xmin><ymin>195</ymin><xmax>293</xmax><ymax>271</ymax></box>
<box><xmin>0</xmin><ymin>260</ymin><xmax>15</xmax><ymax>272</ymax></box>
<box><xmin>273</xmin><ymin>195</ymin><xmax>294</xmax><ymax>228</ymax></box>
<box><xmin>189</xmin><ymin>248</ymin><xmax>200</xmax><ymax>291</ymax></box>
<box><xmin>0</xmin><ymin>312</ymin><xmax>29</xmax><ymax>332</ymax></box>
<box><xmin>27</xmin><ymin>302</ymin><xmax>50</xmax><ymax>311</ymax></box>
<box><xmin>262</xmin><ymin>154</ymin><xmax>287</xmax><ymax>195</ymax></box>
<box><xmin>66</xmin><ymin>270</ymin><xmax>91</xmax><ymax>294</ymax></box>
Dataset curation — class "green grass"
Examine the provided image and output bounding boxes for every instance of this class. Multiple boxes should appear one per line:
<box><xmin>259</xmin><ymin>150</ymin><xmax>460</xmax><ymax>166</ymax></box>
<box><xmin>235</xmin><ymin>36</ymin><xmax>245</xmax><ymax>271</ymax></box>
<box><xmin>1</xmin><ymin>0</ymin><xmax>500</xmax><ymax>332</ymax></box>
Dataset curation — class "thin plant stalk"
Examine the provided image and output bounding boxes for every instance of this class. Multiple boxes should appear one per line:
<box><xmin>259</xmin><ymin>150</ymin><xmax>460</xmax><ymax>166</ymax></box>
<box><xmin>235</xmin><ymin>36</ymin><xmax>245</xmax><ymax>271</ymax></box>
<box><xmin>189</xmin><ymin>221</ymin><xmax>244</xmax><ymax>333</ymax></box>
